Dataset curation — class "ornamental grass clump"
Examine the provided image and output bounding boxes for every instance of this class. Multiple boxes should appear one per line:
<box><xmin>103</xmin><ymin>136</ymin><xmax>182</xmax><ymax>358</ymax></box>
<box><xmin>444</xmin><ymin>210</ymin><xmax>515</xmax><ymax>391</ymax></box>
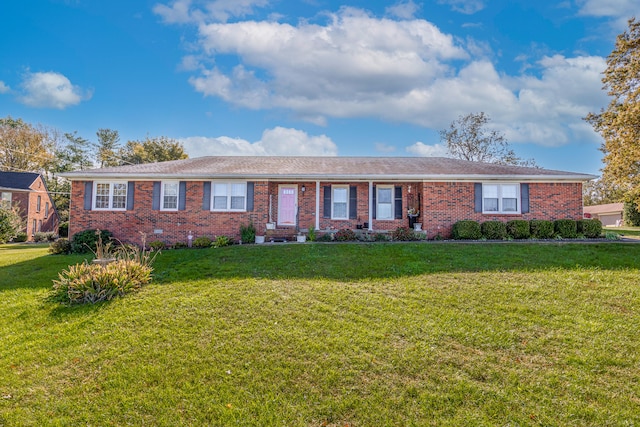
<box><xmin>52</xmin><ymin>231</ymin><xmax>159</xmax><ymax>305</ymax></box>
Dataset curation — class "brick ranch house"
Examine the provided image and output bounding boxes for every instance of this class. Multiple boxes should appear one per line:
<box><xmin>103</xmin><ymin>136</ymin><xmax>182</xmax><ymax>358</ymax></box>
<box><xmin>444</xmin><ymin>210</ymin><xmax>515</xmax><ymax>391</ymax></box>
<box><xmin>0</xmin><ymin>171</ymin><xmax>60</xmax><ymax>240</ymax></box>
<box><xmin>61</xmin><ymin>156</ymin><xmax>595</xmax><ymax>244</ymax></box>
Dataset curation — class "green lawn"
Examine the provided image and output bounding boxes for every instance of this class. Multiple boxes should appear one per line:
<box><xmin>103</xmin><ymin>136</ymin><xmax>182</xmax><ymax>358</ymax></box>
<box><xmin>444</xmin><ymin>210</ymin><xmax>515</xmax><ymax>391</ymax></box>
<box><xmin>605</xmin><ymin>226</ymin><xmax>640</xmax><ymax>238</ymax></box>
<box><xmin>1</xmin><ymin>242</ymin><xmax>640</xmax><ymax>426</ymax></box>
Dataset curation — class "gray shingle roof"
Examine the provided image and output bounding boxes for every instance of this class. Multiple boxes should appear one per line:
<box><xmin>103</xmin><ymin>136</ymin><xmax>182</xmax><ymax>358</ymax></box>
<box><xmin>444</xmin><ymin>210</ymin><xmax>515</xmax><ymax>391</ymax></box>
<box><xmin>0</xmin><ymin>171</ymin><xmax>40</xmax><ymax>190</ymax></box>
<box><xmin>60</xmin><ymin>156</ymin><xmax>596</xmax><ymax>181</ymax></box>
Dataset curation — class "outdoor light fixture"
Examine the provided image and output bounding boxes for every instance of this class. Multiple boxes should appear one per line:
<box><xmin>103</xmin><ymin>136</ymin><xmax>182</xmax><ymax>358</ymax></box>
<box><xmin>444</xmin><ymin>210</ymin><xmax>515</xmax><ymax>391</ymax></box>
<box><xmin>301</xmin><ymin>185</ymin><xmax>306</xmax><ymax>193</ymax></box>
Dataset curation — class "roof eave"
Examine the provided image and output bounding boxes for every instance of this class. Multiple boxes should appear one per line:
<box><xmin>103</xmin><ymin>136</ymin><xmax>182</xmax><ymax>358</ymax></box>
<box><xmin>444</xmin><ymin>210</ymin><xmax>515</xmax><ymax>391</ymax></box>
<box><xmin>59</xmin><ymin>172</ymin><xmax>598</xmax><ymax>182</ymax></box>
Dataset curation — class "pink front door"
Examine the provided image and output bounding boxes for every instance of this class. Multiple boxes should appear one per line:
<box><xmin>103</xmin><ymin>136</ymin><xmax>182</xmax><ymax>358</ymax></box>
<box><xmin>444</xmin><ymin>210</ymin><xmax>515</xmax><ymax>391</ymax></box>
<box><xmin>278</xmin><ymin>186</ymin><xmax>297</xmax><ymax>226</ymax></box>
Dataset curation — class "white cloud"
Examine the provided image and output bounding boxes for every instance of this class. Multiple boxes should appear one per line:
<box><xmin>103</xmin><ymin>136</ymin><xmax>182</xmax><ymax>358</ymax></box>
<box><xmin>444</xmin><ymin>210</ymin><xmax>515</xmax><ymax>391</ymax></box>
<box><xmin>18</xmin><ymin>71</ymin><xmax>91</xmax><ymax>109</ymax></box>
<box><xmin>153</xmin><ymin>0</ymin><xmax>269</xmax><ymax>24</ymax></box>
<box><xmin>576</xmin><ymin>0</ymin><xmax>637</xmax><ymax>29</ymax></box>
<box><xmin>160</xmin><ymin>5</ymin><xmax>610</xmax><ymax>148</ymax></box>
<box><xmin>0</xmin><ymin>81</ymin><xmax>9</xmax><ymax>94</ymax></box>
<box><xmin>406</xmin><ymin>142</ymin><xmax>449</xmax><ymax>157</ymax></box>
<box><xmin>180</xmin><ymin>126</ymin><xmax>338</xmax><ymax>157</ymax></box>
<box><xmin>437</xmin><ymin>0</ymin><xmax>485</xmax><ymax>14</ymax></box>
<box><xmin>385</xmin><ymin>0</ymin><xmax>421</xmax><ymax>20</ymax></box>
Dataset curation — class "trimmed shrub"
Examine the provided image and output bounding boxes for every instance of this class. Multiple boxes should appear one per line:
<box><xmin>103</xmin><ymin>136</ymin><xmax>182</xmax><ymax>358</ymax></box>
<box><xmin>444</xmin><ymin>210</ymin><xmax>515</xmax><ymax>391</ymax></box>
<box><xmin>317</xmin><ymin>233</ymin><xmax>333</xmax><ymax>242</ymax></box>
<box><xmin>506</xmin><ymin>220</ymin><xmax>530</xmax><ymax>239</ymax></box>
<box><xmin>577</xmin><ymin>219</ymin><xmax>602</xmax><ymax>238</ymax></box>
<box><xmin>240</xmin><ymin>222</ymin><xmax>256</xmax><ymax>244</ymax></box>
<box><xmin>481</xmin><ymin>221</ymin><xmax>507</xmax><ymax>240</ymax></box>
<box><xmin>530</xmin><ymin>220</ymin><xmax>554</xmax><ymax>239</ymax></box>
<box><xmin>623</xmin><ymin>201</ymin><xmax>640</xmax><ymax>226</ymax></box>
<box><xmin>149</xmin><ymin>240</ymin><xmax>165</xmax><ymax>251</ymax></box>
<box><xmin>49</xmin><ymin>238</ymin><xmax>71</xmax><ymax>255</ymax></box>
<box><xmin>213</xmin><ymin>235</ymin><xmax>232</xmax><ymax>248</ymax></box>
<box><xmin>52</xmin><ymin>260</ymin><xmax>152</xmax><ymax>305</ymax></box>
<box><xmin>172</xmin><ymin>241</ymin><xmax>188</xmax><ymax>249</ymax></box>
<box><xmin>12</xmin><ymin>232</ymin><xmax>28</xmax><ymax>243</ymax></box>
<box><xmin>334</xmin><ymin>229</ymin><xmax>357</xmax><ymax>241</ymax></box>
<box><xmin>71</xmin><ymin>229</ymin><xmax>113</xmax><ymax>254</ymax></box>
<box><xmin>34</xmin><ymin>231</ymin><xmax>57</xmax><ymax>242</ymax></box>
<box><xmin>392</xmin><ymin>227</ymin><xmax>417</xmax><ymax>241</ymax></box>
<box><xmin>192</xmin><ymin>236</ymin><xmax>212</xmax><ymax>248</ymax></box>
<box><xmin>374</xmin><ymin>233</ymin><xmax>389</xmax><ymax>242</ymax></box>
<box><xmin>452</xmin><ymin>220</ymin><xmax>481</xmax><ymax>240</ymax></box>
<box><xmin>554</xmin><ymin>219</ymin><xmax>578</xmax><ymax>238</ymax></box>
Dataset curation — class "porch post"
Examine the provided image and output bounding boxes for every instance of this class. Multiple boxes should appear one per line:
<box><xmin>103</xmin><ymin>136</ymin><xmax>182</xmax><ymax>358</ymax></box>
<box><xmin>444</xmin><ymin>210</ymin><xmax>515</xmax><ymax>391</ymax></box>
<box><xmin>315</xmin><ymin>181</ymin><xmax>320</xmax><ymax>230</ymax></box>
<box><xmin>368</xmin><ymin>181</ymin><xmax>373</xmax><ymax>231</ymax></box>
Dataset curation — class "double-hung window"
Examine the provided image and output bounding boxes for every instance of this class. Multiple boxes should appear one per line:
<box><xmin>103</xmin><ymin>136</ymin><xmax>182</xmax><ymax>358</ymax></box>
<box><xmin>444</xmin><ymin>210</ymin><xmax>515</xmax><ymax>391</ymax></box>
<box><xmin>161</xmin><ymin>182</ymin><xmax>179</xmax><ymax>211</ymax></box>
<box><xmin>94</xmin><ymin>182</ymin><xmax>127</xmax><ymax>210</ymax></box>
<box><xmin>212</xmin><ymin>182</ymin><xmax>247</xmax><ymax>211</ymax></box>
<box><xmin>332</xmin><ymin>186</ymin><xmax>348</xmax><ymax>219</ymax></box>
<box><xmin>483</xmin><ymin>183</ymin><xmax>520</xmax><ymax>214</ymax></box>
<box><xmin>376</xmin><ymin>186</ymin><xmax>394</xmax><ymax>220</ymax></box>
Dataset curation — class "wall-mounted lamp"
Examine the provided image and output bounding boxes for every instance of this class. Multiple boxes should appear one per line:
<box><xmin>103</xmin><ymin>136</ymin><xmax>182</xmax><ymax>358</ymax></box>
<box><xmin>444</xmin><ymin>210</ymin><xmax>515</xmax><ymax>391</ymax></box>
<box><xmin>301</xmin><ymin>185</ymin><xmax>306</xmax><ymax>193</ymax></box>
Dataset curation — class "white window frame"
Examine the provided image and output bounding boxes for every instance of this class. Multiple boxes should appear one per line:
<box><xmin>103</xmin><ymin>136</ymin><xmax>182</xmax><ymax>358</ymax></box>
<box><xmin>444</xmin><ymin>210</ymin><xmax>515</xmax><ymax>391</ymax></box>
<box><xmin>161</xmin><ymin>181</ymin><xmax>179</xmax><ymax>211</ymax></box>
<box><xmin>376</xmin><ymin>185</ymin><xmax>394</xmax><ymax>220</ymax></box>
<box><xmin>332</xmin><ymin>185</ymin><xmax>349</xmax><ymax>220</ymax></box>
<box><xmin>0</xmin><ymin>192</ymin><xmax>11</xmax><ymax>209</ymax></box>
<box><xmin>93</xmin><ymin>181</ymin><xmax>128</xmax><ymax>211</ymax></box>
<box><xmin>211</xmin><ymin>181</ymin><xmax>247</xmax><ymax>212</ymax></box>
<box><xmin>482</xmin><ymin>183</ymin><xmax>520</xmax><ymax>214</ymax></box>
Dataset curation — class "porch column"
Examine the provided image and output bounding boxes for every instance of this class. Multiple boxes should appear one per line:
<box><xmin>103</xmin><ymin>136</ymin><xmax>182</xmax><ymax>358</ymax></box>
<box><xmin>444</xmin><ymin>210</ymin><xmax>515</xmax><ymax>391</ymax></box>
<box><xmin>368</xmin><ymin>181</ymin><xmax>373</xmax><ymax>231</ymax></box>
<box><xmin>315</xmin><ymin>181</ymin><xmax>320</xmax><ymax>230</ymax></box>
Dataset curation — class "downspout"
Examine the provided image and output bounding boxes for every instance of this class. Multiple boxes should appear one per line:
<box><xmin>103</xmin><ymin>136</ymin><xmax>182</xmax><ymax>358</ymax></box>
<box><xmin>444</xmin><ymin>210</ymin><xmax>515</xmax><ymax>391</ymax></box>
<box><xmin>368</xmin><ymin>181</ymin><xmax>373</xmax><ymax>231</ymax></box>
<box><xmin>315</xmin><ymin>181</ymin><xmax>320</xmax><ymax>231</ymax></box>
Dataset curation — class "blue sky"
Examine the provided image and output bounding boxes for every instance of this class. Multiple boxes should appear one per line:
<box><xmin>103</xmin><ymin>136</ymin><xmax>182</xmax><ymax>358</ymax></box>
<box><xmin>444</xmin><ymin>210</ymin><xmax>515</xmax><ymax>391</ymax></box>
<box><xmin>0</xmin><ymin>0</ymin><xmax>636</xmax><ymax>175</ymax></box>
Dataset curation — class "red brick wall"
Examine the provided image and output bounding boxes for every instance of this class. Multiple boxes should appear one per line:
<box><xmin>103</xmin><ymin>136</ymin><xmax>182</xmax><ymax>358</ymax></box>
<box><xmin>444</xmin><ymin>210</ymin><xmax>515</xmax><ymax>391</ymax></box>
<box><xmin>420</xmin><ymin>182</ymin><xmax>583</xmax><ymax>239</ymax></box>
<box><xmin>69</xmin><ymin>179</ymin><xmax>584</xmax><ymax>244</ymax></box>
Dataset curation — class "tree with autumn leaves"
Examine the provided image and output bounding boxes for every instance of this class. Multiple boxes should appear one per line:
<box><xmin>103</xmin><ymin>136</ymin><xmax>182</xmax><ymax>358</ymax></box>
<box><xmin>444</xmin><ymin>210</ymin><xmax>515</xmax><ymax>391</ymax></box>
<box><xmin>586</xmin><ymin>18</ymin><xmax>640</xmax><ymax>222</ymax></box>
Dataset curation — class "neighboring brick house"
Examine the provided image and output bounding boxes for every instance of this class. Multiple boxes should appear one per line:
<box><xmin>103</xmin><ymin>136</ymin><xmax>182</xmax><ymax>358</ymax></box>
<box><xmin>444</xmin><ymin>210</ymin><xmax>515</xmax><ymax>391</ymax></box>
<box><xmin>583</xmin><ymin>202</ymin><xmax>624</xmax><ymax>226</ymax></box>
<box><xmin>61</xmin><ymin>156</ymin><xmax>595</xmax><ymax>244</ymax></box>
<box><xmin>0</xmin><ymin>171</ymin><xmax>60</xmax><ymax>240</ymax></box>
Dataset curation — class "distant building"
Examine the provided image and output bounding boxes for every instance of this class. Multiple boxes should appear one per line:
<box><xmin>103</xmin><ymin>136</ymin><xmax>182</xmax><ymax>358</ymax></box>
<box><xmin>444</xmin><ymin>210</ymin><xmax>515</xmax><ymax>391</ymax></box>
<box><xmin>0</xmin><ymin>171</ymin><xmax>60</xmax><ymax>240</ymax></box>
<box><xmin>583</xmin><ymin>203</ymin><xmax>624</xmax><ymax>227</ymax></box>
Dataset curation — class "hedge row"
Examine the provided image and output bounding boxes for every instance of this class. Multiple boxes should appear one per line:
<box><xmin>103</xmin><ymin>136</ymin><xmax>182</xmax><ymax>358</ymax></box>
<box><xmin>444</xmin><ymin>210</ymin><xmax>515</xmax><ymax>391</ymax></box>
<box><xmin>452</xmin><ymin>218</ymin><xmax>603</xmax><ymax>240</ymax></box>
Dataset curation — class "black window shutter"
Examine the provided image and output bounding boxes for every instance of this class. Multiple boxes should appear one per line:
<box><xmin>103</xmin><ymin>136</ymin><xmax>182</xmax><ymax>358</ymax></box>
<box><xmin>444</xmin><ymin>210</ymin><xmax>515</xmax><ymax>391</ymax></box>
<box><xmin>323</xmin><ymin>186</ymin><xmax>331</xmax><ymax>218</ymax></box>
<box><xmin>246</xmin><ymin>182</ymin><xmax>254</xmax><ymax>211</ymax></box>
<box><xmin>152</xmin><ymin>182</ymin><xmax>161</xmax><ymax>210</ymax></box>
<box><xmin>372</xmin><ymin>185</ymin><xmax>377</xmax><ymax>219</ymax></box>
<box><xmin>349</xmin><ymin>186</ymin><xmax>357</xmax><ymax>219</ymax></box>
<box><xmin>127</xmin><ymin>182</ymin><xmax>135</xmax><ymax>210</ymax></box>
<box><xmin>474</xmin><ymin>183</ymin><xmax>483</xmax><ymax>213</ymax></box>
<box><xmin>202</xmin><ymin>182</ymin><xmax>211</xmax><ymax>210</ymax></box>
<box><xmin>83</xmin><ymin>181</ymin><xmax>93</xmax><ymax>210</ymax></box>
<box><xmin>521</xmin><ymin>183</ymin><xmax>530</xmax><ymax>213</ymax></box>
<box><xmin>178</xmin><ymin>181</ymin><xmax>187</xmax><ymax>211</ymax></box>
<box><xmin>394</xmin><ymin>186</ymin><xmax>402</xmax><ymax>219</ymax></box>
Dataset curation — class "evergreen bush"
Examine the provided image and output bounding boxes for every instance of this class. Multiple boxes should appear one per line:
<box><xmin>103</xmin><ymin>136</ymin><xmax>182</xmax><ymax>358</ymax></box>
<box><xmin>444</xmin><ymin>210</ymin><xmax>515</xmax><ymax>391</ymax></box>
<box><xmin>452</xmin><ymin>220</ymin><xmax>481</xmax><ymax>240</ymax></box>
<box><xmin>623</xmin><ymin>201</ymin><xmax>640</xmax><ymax>226</ymax></box>
<box><xmin>481</xmin><ymin>221</ymin><xmax>507</xmax><ymax>240</ymax></box>
<box><xmin>192</xmin><ymin>236</ymin><xmax>212</xmax><ymax>248</ymax></box>
<box><xmin>554</xmin><ymin>219</ymin><xmax>578</xmax><ymax>238</ymax></box>
<box><xmin>70</xmin><ymin>229</ymin><xmax>113</xmax><ymax>254</ymax></box>
<box><xmin>577</xmin><ymin>219</ymin><xmax>603</xmax><ymax>238</ymax></box>
<box><xmin>49</xmin><ymin>238</ymin><xmax>71</xmax><ymax>255</ymax></box>
<box><xmin>530</xmin><ymin>220</ymin><xmax>554</xmax><ymax>239</ymax></box>
<box><xmin>506</xmin><ymin>220</ymin><xmax>530</xmax><ymax>239</ymax></box>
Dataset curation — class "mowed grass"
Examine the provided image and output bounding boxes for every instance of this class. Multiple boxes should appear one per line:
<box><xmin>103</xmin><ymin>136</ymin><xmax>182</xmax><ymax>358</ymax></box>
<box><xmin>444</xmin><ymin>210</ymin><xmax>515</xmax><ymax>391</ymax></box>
<box><xmin>1</xmin><ymin>242</ymin><xmax>639</xmax><ymax>426</ymax></box>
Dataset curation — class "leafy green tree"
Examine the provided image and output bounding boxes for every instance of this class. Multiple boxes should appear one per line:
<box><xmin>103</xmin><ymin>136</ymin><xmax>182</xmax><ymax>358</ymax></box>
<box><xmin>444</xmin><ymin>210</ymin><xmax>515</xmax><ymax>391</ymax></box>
<box><xmin>57</xmin><ymin>131</ymin><xmax>94</xmax><ymax>171</ymax></box>
<box><xmin>623</xmin><ymin>201</ymin><xmax>640</xmax><ymax>226</ymax></box>
<box><xmin>585</xmin><ymin>18</ymin><xmax>640</xmax><ymax>207</ymax></box>
<box><xmin>440</xmin><ymin>112</ymin><xmax>536</xmax><ymax>167</ymax></box>
<box><xmin>96</xmin><ymin>128</ymin><xmax>121</xmax><ymax>167</ymax></box>
<box><xmin>0</xmin><ymin>207</ymin><xmax>23</xmax><ymax>243</ymax></box>
<box><xmin>118</xmin><ymin>136</ymin><xmax>188</xmax><ymax>165</ymax></box>
<box><xmin>582</xmin><ymin>177</ymin><xmax>625</xmax><ymax>206</ymax></box>
<box><xmin>0</xmin><ymin>116</ymin><xmax>55</xmax><ymax>172</ymax></box>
